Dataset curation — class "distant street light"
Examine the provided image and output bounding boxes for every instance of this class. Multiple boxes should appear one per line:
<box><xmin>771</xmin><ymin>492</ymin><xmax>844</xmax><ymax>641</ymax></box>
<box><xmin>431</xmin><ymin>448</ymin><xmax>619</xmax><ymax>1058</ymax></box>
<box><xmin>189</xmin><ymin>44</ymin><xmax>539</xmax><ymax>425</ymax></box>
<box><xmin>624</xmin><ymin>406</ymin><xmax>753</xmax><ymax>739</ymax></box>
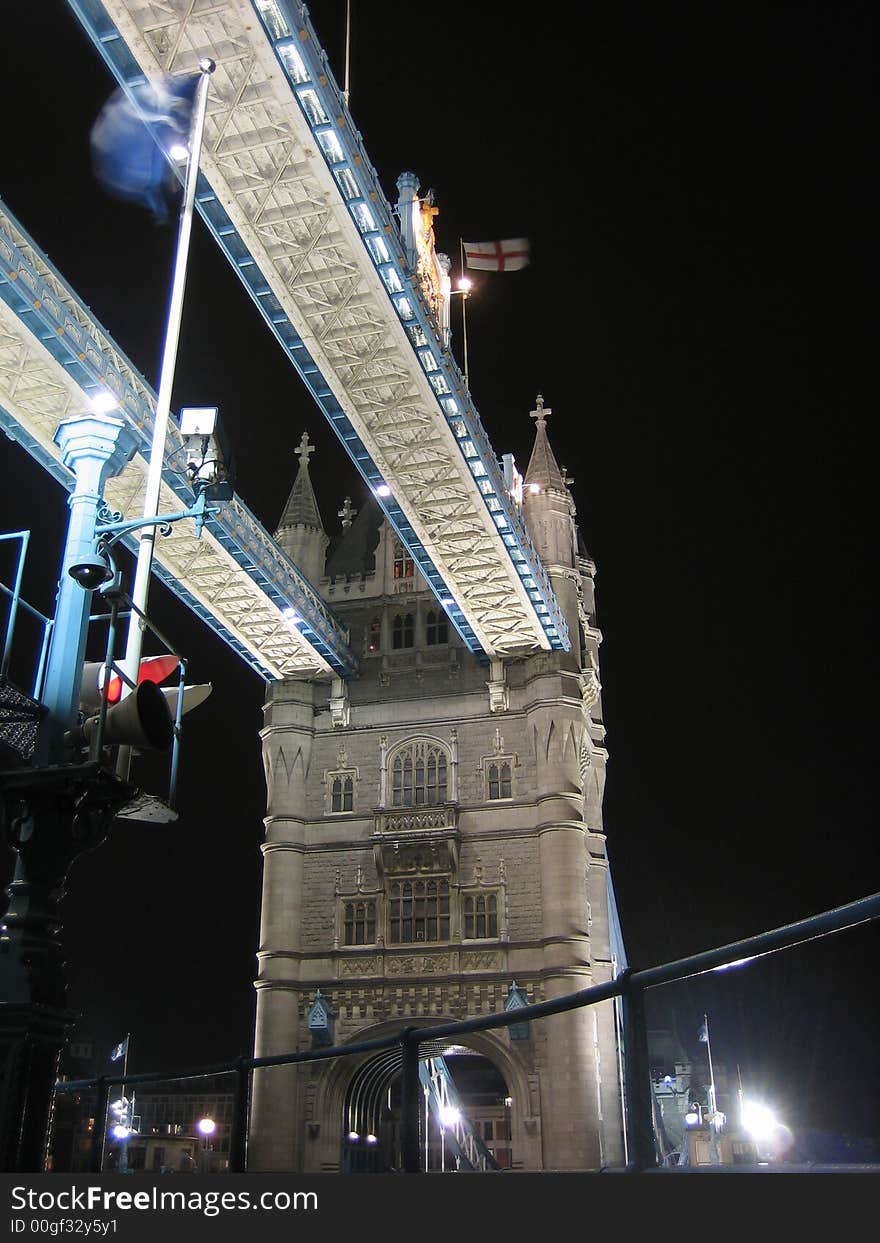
<box><xmin>438</xmin><ymin>1104</ymin><xmax>460</xmax><ymax>1173</ymax></box>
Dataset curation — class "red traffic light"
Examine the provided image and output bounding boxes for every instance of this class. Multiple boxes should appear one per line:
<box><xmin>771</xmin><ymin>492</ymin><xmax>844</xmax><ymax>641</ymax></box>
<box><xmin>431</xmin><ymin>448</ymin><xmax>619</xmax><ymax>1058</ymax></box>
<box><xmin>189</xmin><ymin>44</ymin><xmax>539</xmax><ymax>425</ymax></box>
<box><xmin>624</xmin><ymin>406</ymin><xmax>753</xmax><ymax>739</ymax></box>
<box><xmin>104</xmin><ymin>653</ymin><xmax>180</xmax><ymax>703</ymax></box>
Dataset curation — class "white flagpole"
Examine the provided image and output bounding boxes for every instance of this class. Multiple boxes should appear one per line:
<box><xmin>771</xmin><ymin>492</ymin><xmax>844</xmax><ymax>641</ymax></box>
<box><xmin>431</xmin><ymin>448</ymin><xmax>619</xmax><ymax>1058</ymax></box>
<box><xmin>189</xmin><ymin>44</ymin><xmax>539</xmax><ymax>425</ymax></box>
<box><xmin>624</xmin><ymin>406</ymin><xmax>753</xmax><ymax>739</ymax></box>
<box><xmin>117</xmin><ymin>59</ymin><xmax>215</xmax><ymax>778</ymax></box>
<box><xmin>703</xmin><ymin>1012</ymin><xmax>718</xmax><ymax>1121</ymax></box>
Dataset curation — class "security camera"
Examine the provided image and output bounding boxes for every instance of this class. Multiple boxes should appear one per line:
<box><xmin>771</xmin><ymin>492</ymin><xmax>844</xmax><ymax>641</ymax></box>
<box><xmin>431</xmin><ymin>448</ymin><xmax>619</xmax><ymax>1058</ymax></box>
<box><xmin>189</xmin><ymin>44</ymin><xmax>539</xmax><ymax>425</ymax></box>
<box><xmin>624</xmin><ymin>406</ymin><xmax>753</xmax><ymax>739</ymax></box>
<box><xmin>68</xmin><ymin>554</ymin><xmax>113</xmax><ymax>590</ymax></box>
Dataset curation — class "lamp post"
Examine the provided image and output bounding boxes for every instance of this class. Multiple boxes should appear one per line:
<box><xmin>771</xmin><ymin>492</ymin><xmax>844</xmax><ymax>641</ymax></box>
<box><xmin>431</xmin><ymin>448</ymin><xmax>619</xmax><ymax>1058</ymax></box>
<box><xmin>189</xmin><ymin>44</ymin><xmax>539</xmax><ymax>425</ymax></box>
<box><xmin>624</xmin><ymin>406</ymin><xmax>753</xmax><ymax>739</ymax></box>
<box><xmin>197</xmin><ymin>1116</ymin><xmax>216</xmax><ymax>1173</ymax></box>
<box><xmin>438</xmin><ymin>1104</ymin><xmax>460</xmax><ymax>1173</ymax></box>
<box><xmin>449</xmin><ymin>278</ymin><xmax>472</xmax><ymax>390</ymax></box>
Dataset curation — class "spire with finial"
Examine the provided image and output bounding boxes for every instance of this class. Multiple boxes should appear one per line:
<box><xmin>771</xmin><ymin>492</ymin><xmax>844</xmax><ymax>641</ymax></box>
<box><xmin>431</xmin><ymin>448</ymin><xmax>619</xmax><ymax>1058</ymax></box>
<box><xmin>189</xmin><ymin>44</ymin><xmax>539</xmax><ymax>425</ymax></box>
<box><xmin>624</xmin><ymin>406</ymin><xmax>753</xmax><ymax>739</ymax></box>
<box><xmin>274</xmin><ymin>430</ymin><xmax>329</xmax><ymax>583</ymax></box>
<box><xmin>524</xmin><ymin>393</ymin><xmax>567</xmax><ymax>494</ymax></box>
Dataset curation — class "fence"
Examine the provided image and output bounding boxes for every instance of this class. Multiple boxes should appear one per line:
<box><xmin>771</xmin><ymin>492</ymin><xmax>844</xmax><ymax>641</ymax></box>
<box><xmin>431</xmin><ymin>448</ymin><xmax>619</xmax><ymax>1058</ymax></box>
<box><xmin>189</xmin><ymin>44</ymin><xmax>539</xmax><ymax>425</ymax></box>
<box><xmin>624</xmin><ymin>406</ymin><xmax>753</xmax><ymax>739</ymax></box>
<box><xmin>52</xmin><ymin>890</ymin><xmax>880</xmax><ymax>1173</ymax></box>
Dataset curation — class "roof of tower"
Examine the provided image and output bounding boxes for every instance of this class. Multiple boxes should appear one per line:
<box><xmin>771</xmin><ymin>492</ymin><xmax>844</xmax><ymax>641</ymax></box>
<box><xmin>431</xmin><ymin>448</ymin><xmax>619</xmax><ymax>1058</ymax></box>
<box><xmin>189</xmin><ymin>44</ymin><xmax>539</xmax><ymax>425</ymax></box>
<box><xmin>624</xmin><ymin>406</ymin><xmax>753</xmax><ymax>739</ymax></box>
<box><xmin>276</xmin><ymin>431</ymin><xmax>325</xmax><ymax>533</ymax></box>
<box><xmin>325</xmin><ymin>495</ymin><xmax>383</xmax><ymax>580</ymax></box>
<box><xmin>523</xmin><ymin>394</ymin><xmax>568</xmax><ymax>494</ymax></box>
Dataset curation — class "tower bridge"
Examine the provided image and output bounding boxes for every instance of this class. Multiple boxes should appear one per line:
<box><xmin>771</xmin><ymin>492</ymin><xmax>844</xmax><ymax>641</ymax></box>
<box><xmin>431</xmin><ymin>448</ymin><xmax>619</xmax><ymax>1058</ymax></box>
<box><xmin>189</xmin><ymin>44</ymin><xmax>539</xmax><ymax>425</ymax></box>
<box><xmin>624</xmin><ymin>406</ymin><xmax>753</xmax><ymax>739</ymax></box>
<box><xmin>1</xmin><ymin>2</ymin><xmax>624</xmax><ymax>1175</ymax></box>
<box><xmin>66</xmin><ymin>0</ymin><xmax>570</xmax><ymax>660</ymax></box>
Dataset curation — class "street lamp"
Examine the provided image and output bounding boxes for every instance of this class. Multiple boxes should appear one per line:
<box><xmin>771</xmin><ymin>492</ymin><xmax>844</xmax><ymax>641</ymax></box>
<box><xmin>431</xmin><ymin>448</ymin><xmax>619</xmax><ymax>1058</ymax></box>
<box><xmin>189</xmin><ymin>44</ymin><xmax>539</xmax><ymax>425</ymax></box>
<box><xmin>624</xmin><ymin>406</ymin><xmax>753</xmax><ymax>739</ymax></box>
<box><xmin>449</xmin><ymin>277</ymin><xmax>472</xmax><ymax>390</ymax></box>
<box><xmin>197</xmin><ymin>1116</ymin><xmax>216</xmax><ymax>1174</ymax></box>
<box><xmin>438</xmin><ymin>1104</ymin><xmax>460</xmax><ymax>1173</ymax></box>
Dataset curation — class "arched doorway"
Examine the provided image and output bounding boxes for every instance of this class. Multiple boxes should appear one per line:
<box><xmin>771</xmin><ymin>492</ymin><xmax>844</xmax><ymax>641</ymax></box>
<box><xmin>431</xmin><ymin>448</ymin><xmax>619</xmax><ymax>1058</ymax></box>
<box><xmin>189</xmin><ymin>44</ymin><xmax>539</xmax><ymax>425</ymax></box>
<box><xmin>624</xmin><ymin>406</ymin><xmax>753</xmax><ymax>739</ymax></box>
<box><xmin>341</xmin><ymin>1043</ymin><xmax>512</xmax><ymax>1172</ymax></box>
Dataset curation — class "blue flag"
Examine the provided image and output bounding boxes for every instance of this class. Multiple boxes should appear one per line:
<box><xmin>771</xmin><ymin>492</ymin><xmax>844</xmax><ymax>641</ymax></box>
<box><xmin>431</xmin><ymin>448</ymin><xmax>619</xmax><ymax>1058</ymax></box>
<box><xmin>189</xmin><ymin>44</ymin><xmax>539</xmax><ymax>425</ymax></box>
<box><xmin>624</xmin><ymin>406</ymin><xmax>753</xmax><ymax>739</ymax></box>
<box><xmin>90</xmin><ymin>75</ymin><xmax>199</xmax><ymax>221</ymax></box>
<box><xmin>110</xmin><ymin>1037</ymin><xmax>128</xmax><ymax>1062</ymax></box>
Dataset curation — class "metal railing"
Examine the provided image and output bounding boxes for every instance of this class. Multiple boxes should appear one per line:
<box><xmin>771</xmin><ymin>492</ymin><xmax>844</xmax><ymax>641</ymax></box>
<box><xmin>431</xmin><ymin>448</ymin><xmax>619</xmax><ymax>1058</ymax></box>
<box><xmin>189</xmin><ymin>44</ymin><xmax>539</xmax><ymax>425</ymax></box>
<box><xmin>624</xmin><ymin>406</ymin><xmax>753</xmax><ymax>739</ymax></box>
<box><xmin>52</xmin><ymin>890</ymin><xmax>880</xmax><ymax>1173</ymax></box>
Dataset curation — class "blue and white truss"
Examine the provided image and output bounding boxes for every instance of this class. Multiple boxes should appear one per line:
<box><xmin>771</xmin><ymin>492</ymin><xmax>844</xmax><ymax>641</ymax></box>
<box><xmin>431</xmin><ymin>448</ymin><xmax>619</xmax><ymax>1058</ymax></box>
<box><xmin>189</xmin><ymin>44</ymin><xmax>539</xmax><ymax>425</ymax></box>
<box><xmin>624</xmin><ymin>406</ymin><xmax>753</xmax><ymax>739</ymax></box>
<box><xmin>0</xmin><ymin>199</ymin><xmax>355</xmax><ymax>681</ymax></box>
<box><xmin>66</xmin><ymin>0</ymin><xmax>570</xmax><ymax>657</ymax></box>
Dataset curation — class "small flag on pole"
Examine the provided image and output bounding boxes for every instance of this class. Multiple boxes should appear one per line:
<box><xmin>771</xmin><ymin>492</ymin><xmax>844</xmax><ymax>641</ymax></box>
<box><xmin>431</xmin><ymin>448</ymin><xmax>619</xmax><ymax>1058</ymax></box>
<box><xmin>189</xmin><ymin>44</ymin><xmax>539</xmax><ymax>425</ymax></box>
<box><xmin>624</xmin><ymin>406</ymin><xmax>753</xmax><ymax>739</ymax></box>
<box><xmin>697</xmin><ymin>1019</ymin><xmax>709</xmax><ymax>1043</ymax></box>
<box><xmin>463</xmin><ymin>238</ymin><xmax>530</xmax><ymax>272</ymax></box>
<box><xmin>90</xmin><ymin>75</ymin><xmax>200</xmax><ymax>221</ymax></box>
<box><xmin>110</xmin><ymin>1037</ymin><xmax>129</xmax><ymax>1063</ymax></box>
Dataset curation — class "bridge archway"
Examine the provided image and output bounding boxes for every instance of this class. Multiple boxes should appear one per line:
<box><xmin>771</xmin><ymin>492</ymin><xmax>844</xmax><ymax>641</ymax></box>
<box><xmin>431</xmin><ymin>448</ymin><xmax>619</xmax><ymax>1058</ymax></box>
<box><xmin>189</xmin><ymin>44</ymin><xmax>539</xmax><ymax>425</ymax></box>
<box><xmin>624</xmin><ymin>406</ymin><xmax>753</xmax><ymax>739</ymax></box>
<box><xmin>316</xmin><ymin>1023</ymin><xmax>528</xmax><ymax>1172</ymax></box>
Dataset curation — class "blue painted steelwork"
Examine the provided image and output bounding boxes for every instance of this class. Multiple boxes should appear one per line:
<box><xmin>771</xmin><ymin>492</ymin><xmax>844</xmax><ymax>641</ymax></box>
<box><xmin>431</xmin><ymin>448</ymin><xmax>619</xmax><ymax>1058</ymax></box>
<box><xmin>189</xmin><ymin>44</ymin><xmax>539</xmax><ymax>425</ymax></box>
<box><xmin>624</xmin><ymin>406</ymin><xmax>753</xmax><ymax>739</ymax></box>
<box><xmin>0</xmin><ymin>199</ymin><xmax>356</xmax><ymax>680</ymax></box>
<box><xmin>64</xmin><ymin>0</ymin><xmax>570</xmax><ymax>654</ymax></box>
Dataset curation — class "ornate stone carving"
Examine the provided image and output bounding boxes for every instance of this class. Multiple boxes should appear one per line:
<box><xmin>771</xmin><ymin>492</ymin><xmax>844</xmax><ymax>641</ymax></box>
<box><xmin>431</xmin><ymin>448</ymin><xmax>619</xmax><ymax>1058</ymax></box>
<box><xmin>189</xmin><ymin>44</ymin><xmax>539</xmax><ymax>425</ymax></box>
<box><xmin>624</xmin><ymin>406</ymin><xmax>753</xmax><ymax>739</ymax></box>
<box><xmin>339</xmin><ymin>957</ymin><xmax>379</xmax><ymax>976</ymax></box>
<box><xmin>460</xmin><ymin>951</ymin><xmax>501</xmax><ymax>971</ymax></box>
<box><xmin>386</xmin><ymin>954</ymin><xmax>451</xmax><ymax>975</ymax></box>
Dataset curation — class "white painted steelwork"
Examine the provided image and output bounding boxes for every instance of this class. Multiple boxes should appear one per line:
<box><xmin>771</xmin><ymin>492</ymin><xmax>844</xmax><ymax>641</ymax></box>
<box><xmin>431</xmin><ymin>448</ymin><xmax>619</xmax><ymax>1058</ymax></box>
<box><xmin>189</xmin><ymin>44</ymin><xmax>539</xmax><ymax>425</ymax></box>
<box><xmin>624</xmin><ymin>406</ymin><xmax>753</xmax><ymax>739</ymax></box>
<box><xmin>0</xmin><ymin>199</ymin><xmax>354</xmax><ymax>681</ymax></box>
<box><xmin>66</xmin><ymin>0</ymin><xmax>570</xmax><ymax>657</ymax></box>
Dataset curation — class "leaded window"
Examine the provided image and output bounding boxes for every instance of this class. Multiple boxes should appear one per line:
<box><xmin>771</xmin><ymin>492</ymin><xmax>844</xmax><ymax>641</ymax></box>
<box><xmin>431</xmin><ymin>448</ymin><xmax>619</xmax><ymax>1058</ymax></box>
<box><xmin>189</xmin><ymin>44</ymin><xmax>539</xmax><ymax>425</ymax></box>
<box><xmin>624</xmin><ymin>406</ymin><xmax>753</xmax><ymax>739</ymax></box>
<box><xmin>344</xmin><ymin>900</ymin><xmax>376</xmax><ymax>946</ymax></box>
<box><xmin>463</xmin><ymin>892</ymin><xmax>499</xmax><ymax>939</ymax></box>
<box><xmin>392</xmin><ymin>613</ymin><xmax>414</xmax><ymax>649</ymax></box>
<box><xmin>389</xmin><ymin>878</ymin><xmax>450</xmax><ymax>943</ymax></box>
<box><xmin>390</xmin><ymin>740</ymin><xmax>448</xmax><ymax>806</ymax></box>
<box><xmin>487</xmin><ymin>760</ymin><xmax>512</xmax><ymax>800</ymax></box>
<box><xmin>426</xmin><ymin>609</ymin><xmax>449</xmax><ymax>646</ymax></box>
<box><xmin>331</xmin><ymin>774</ymin><xmax>354</xmax><ymax>812</ymax></box>
<box><xmin>393</xmin><ymin>540</ymin><xmax>414</xmax><ymax>579</ymax></box>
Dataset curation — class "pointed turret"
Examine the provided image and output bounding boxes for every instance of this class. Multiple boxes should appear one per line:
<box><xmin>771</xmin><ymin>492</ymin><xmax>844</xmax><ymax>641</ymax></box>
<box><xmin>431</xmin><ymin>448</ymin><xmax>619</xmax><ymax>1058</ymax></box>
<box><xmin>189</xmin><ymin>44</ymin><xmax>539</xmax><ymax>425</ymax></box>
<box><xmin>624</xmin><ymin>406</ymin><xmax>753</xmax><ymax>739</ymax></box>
<box><xmin>521</xmin><ymin>395</ymin><xmax>583</xmax><ymax>665</ymax></box>
<box><xmin>523</xmin><ymin>393</ymin><xmax>568</xmax><ymax>496</ymax></box>
<box><xmin>275</xmin><ymin>432</ymin><xmax>329</xmax><ymax>585</ymax></box>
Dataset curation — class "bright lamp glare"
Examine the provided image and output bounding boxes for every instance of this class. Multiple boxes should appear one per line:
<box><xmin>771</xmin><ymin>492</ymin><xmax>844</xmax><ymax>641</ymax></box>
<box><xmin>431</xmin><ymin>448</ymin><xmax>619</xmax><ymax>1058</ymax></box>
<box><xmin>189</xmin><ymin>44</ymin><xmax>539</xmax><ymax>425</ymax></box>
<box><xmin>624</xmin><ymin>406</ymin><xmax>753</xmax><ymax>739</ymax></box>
<box><xmin>90</xmin><ymin>390</ymin><xmax>117</xmax><ymax>415</ymax></box>
<box><xmin>439</xmin><ymin>1105</ymin><xmax>461</xmax><ymax>1129</ymax></box>
<box><xmin>741</xmin><ymin>1101</ymin><xmax>777</xmax><ymax>1141</ymax></box>
<box><xmin>457</xmin><ymin>277</ymin><xmax>472</xmax><ymax>292</ymax></box>
<box><xmin>197</xmin><ymin>1117</ymin><xmax>216</xmax><ymax>1135</ymax></box>
<box><xmin>375</xmin><ymin>484</ymin><xmax>391</xmax><ymax>497</ymax></box>
<box><xmin>169</xmin><ymin>142</ymin><xmax>189</xmax><ymax>161</ymax></box>
<box><xmin>111</xmin><ymin>1124</ymin><xmax>130</xmax><ymax>1140</ymax></box>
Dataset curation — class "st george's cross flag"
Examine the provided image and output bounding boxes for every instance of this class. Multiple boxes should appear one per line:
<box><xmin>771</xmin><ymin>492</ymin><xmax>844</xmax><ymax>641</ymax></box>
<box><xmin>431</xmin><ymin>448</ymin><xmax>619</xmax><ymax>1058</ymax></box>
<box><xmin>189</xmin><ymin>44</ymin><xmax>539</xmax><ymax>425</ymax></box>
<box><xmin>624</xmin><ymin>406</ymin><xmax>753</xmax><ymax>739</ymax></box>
<box><xmin>463</xmin><ymin>238</ymin><xmax>530</xmax><ymax>272</ymax></box>
<box><xmin>90</xmin><ymin>74</ymin><xmax>200</xmax><ymax>221</ymax></box>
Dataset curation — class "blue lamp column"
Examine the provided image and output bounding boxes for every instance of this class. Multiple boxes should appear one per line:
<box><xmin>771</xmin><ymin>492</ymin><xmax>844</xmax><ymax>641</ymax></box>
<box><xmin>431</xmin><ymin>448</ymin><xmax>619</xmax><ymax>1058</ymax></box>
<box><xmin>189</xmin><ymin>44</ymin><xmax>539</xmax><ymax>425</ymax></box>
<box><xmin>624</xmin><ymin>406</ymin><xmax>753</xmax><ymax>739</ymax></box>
<box><xmin>0</xmin><ymin>412</ymin><xmax>137</xmax><ymax>1171</ymax></box>
<box><xmin>37</xmin><ymin>414</ymin><xmax>137</xmax><ymax>765</ymax></box>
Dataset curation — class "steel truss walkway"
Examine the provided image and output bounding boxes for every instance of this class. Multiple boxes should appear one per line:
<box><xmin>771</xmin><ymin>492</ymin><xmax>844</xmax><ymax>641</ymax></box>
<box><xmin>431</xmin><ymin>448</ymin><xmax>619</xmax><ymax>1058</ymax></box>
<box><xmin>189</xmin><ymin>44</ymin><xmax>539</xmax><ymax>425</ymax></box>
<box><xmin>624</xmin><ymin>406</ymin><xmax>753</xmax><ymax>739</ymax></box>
<box><xmin>0</xmin><ymin>199</ymin><xmax>355</xmax><ymax>682</ymax></box>
<box><xmin>67</xmin><ymin>0</ymin><xmax>570</xmax><ymax>659</ymax></box>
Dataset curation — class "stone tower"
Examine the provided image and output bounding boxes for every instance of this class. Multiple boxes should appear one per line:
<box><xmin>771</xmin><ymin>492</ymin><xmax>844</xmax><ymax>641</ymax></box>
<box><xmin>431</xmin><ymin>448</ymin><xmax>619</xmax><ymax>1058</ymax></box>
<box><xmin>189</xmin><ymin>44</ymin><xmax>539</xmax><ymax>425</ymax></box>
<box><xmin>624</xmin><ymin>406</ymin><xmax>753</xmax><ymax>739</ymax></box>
<box><xmin>249</xmin><ymin>407</ymin><xmax>623</xmax><ymax>1172</ymax></box>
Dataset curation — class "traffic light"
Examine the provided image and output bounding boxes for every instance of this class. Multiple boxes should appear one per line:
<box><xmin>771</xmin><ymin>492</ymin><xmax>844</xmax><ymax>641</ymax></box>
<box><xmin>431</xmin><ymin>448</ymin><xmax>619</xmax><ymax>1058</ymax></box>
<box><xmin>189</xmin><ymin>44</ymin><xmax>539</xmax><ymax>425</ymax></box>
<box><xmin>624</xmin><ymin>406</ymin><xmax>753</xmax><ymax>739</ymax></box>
<box><xmin>69</xmin><ymin>655</ymin><xmax>212</xmax><ymax>755</ymax></box>
<box><xmin>70</xmin><ymin>655</ymin><xmax>180</xmax><ymax>754</ymax></box>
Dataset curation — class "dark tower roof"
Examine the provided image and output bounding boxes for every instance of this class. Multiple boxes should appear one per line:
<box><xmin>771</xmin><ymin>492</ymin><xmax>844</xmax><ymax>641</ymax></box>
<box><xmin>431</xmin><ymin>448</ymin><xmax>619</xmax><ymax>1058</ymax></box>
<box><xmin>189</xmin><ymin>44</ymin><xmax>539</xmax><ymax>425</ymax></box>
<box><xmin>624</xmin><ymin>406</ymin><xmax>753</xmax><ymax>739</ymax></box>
<box><xmin>325</xmin><ymin>496</ymin><xmax>383</xmax><ymax>580</ymax></box>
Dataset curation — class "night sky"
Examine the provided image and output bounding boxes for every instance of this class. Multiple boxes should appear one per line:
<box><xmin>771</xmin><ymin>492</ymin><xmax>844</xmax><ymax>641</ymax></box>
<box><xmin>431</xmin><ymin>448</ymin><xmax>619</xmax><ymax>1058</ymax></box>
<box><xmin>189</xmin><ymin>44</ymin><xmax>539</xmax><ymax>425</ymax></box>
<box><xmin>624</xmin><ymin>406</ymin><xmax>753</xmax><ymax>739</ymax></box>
<box><xmin>1</xmin><ymin>2</ymin><xmax>876</xmax><ymax>1148</ymax></box>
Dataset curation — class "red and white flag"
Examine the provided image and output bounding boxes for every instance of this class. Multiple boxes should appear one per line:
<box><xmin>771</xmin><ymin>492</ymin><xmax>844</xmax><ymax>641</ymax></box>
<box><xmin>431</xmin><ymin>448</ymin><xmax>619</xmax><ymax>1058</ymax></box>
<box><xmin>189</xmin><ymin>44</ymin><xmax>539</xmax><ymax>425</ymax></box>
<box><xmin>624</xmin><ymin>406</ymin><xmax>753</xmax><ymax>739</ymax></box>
<box><xmin>463</xmin><ymin>238</ymin><xmax>530</xmax><ymax>272</ymax></box>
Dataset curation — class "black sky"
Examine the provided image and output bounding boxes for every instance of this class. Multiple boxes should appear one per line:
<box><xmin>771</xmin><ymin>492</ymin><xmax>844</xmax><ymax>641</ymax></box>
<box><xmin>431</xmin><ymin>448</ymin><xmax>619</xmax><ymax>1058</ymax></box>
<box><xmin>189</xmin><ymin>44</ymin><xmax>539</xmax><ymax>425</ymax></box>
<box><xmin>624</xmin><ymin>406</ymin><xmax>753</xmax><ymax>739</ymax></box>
<box><xmin>1</xmin><ymin>2</ymin><xmax>877</xmax><ymax>1143</ymax></box>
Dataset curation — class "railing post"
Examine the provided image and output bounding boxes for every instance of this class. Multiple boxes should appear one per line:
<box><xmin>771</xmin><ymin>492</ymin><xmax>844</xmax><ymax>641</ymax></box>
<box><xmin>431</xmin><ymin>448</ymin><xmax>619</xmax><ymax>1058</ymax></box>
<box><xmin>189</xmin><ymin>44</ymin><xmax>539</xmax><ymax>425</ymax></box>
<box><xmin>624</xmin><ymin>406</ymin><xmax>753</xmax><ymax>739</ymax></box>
<box><xmin>89</xmin><ymin>1076</ymin><xmax>110</xmax><ymax>1174</ymax></box>
<box><xmin>229</xmin><ymin>1058</ymin><xmax>250</xmax><ymax>1172</ymax></box>
<box><xmin>620</xmin><ymin>972</ymin><xmax>656</xmax><ymax>1171</ymax></box>
<box><xmin>399</xmin><ymin>1028</ymin><xmax>421</xmax><ymax>1173</ymax></box>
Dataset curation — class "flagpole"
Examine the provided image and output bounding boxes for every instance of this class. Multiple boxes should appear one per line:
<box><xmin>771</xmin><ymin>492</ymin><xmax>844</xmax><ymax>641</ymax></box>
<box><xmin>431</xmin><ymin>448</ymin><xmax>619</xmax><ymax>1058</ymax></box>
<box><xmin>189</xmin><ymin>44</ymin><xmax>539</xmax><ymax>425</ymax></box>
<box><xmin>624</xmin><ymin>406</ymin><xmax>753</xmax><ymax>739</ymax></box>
<box><xmin>457</xmin><ymin>238</ymin><xmax>470</xmax><ymax>391</ymax></box>
<box><xmin>117</xmin><ymin>58</ymin><xmax>215</xmax><ymax>779</ymax></box>
<box><xmin>703</xmin><ymin>1013</ymin><xmax>718</xmax><ymax>1121</ymax></box>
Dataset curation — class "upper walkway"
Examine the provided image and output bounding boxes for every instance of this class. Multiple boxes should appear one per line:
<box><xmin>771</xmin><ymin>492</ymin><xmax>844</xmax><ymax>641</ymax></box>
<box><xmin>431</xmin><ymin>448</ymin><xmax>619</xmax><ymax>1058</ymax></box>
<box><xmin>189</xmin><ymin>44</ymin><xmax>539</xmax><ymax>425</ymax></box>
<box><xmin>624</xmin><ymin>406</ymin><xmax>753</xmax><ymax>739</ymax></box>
<box><xmin>66</xmin><ymin>0</ymin><xmax>570</xmax><ymax>659</ymax></box>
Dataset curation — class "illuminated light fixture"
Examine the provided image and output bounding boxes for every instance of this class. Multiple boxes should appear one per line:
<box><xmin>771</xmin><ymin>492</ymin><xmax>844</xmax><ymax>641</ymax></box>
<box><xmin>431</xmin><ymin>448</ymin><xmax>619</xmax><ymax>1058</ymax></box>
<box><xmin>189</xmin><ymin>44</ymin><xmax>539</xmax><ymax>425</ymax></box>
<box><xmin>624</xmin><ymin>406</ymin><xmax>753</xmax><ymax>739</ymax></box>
<box><xmin>438</xmin><ymin>1105</ymin><xmax>461</xmax><ymax>1129</ymax></box>
<box><xmin>684</xmin><ymin>1109</ymin><xmax>700</xmax><ymax>1126</ymax></box>
<box><xmin>365</xmin><ymin>1134</ymin><xmax>378</xmax><ymax>1146</ymax></box>
<box><xmin>456</xmin><ymin>277</ymin><xmax>472</xmax><ymax>292</ymax></box>
<box><xmin>741</xmin><ymin>1101</ymin><xmax>778</xmax><ymax>1142</ymax></box>
<box><xmin>282</xmin><ymin>607</ymin><xmax>302</xmax><ymax>624</ymax></box>
<box><xmin>168</xmin><ymin>142</ymin><xmax>189</xmax><ymax>161</ymax></box>
<box><xmin>346</xmin><ymin>1131</ymin><xmax>360</xmax><ymax>1143</ymax></box>
<box><xmin>440</xmin><ymin>597</ymin><xmax>454</xmax><ymax>607</ymax></box>
<box><xmin>197</xmin><ymin>1118</ymin><xmax>217</xmax><ymax>1136</ymax></box>
<box><xmin>375</xmin><ymin>484</ymin><xmax>391</xmax><ymax>497</ymax></box>
<box><xmin>90</xmin><ymin>390</ymin><xmax>118</xmax><ymax>415</ymax></box>
<box><xmin>528</xmin><ymin>483</ymin><xmax>541</xmax><ymax>494</ymax></box>
<box><xmin>712</xmin><ymin>956</ymin><xmax>755</xmax><ymax>972</ymax></box>
<box><xmin>111</xmin><ymin>1125</ymin><xmax>131</xmax><ymax>1140</ymax></box>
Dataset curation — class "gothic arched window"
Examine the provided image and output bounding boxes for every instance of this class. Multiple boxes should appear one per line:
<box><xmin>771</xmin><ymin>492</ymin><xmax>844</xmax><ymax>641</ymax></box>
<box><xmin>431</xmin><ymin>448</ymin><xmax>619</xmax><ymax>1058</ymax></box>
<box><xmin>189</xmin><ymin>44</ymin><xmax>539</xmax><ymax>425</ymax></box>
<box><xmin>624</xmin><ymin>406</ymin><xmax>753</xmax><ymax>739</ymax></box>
<box><xmin>426</xmin><ymin>609</ymin><xmax>448</xmax><ymax>646</ymax></box>
<box><xmin>344</xmin><ymin>900</ymin><xmax>376</xmax><ymax>946</ymax></box>
<box><xmin>390</xmin><ymin>739</ymin><xmax>449</xmax><ymax>807</ymax></box>
<box><xmin>463</xmin><ymin>892</ymin><xmax>499</xmax><ymax>940</ymax></box>
<box><xmin>487</xmin><ymin>760</ymin><xmax>512</xmax><ymax>800</ymax></box>
<box><xmin>392</xmin><ymin>613</ymin><xmax>414</xmax><ymax>649</ymax></box>
<box><xmin>331</xmin><ymin>774</ymin><xmax>354</xmax><ymax>812</ymax></box>
<box><xmin>393</xmin><ymin>540</ymin><xmax>414</xmax><ymax>580</ymax></box>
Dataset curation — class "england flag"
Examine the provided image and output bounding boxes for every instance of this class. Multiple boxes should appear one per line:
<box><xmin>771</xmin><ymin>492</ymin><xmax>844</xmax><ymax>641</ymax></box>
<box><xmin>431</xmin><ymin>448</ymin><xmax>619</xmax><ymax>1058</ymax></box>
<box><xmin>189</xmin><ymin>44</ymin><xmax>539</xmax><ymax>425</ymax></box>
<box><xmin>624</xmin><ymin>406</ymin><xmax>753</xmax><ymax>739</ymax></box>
<box><xmin>463</xmin><ymin>238</ymin><xmax>530</xmax><ymax>272</ymax></box>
